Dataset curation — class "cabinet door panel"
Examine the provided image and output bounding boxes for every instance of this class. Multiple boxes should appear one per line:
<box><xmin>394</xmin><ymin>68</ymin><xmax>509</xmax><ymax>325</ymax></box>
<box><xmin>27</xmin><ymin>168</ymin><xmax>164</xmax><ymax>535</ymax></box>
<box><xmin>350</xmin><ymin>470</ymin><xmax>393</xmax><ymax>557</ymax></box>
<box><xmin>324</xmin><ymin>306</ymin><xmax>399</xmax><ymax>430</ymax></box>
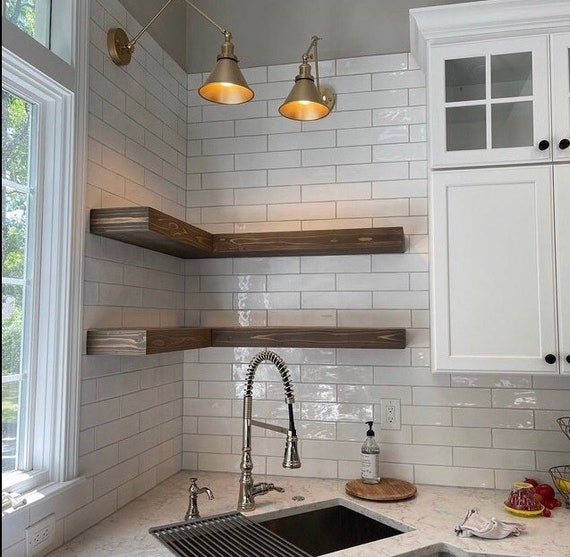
<box><xmin>555</xmin><ymin>165</ymin><xmax>570</xmax><ymax>373</ymax></box>
<box><xmin>551</xmin><ymin>33</ymin><xmax>570</xmax><ymax>162</ymax></box>
<box><xmin>429</xmin><ymin>37</ymin><xmax>551</xmax><ymax>168</ymax></box>
<box><xmin>431</xmin><ymin>166</ymin><xmax>557</xmax><ymax>372</ymax></box>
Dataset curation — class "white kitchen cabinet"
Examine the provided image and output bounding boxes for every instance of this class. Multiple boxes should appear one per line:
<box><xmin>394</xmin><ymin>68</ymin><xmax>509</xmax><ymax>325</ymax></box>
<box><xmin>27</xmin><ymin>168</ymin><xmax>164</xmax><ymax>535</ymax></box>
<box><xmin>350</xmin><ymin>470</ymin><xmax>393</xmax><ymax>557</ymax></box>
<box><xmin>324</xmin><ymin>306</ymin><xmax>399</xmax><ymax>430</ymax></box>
<box><xmin>555</xmin><ymin>164</ymin><xmax>570</xmax><ymax>374</ymax></box>
<box><xmin>430</xmin><ymin>165</ymin><xmax>569</xmax><ymax>374</ymax></box>
<box><xmin>552</xmin><ymin>33</ymin><xmax>570</xmax><ymax>163</ymax></box>
<box><xmin>411</xmin><ymin>2</ymin><xmax>570</xmax><ymax>169</ymax></box>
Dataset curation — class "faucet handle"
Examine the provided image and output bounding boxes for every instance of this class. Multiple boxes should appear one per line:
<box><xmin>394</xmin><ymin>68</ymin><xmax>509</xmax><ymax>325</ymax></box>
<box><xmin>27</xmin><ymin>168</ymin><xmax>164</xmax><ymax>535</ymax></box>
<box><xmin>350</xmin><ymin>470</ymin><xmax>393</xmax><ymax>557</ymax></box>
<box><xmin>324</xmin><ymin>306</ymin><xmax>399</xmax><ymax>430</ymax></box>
<box><xmin>254</xmin><ymin>482</ymin><xmax>285</xmax><ymax>495</ymax></box>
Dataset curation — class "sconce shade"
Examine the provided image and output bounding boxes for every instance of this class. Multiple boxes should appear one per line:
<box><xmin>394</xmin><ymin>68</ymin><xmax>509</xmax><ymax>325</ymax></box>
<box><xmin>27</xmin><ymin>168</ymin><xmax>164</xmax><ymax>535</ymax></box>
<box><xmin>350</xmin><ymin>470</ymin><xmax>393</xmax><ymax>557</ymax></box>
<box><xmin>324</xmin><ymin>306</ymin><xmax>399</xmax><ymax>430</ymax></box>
<box><xmin>199</xmin><ymin>40</ymin><xmax>254</xmax><ymax>104</ymax></box>
<box><xmin>279</xmin><ymin>62</ymin><xmax>332</xmax><ymax>121</ymax></box>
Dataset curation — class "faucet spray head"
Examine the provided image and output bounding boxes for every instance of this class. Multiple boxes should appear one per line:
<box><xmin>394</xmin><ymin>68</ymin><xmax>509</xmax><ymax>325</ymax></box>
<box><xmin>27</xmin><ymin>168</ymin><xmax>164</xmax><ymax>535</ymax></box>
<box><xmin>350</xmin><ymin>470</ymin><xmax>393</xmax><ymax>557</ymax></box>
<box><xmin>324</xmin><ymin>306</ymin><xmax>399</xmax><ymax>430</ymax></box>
<box><xmin>283</xmin><ymin>402</ymin><xmax>301</xmax><ymax>469</ymax></box>
<box><xmin>283</xmin><ymin>430</ymin><xmax>301</xmax><ymax>468</ymax></box>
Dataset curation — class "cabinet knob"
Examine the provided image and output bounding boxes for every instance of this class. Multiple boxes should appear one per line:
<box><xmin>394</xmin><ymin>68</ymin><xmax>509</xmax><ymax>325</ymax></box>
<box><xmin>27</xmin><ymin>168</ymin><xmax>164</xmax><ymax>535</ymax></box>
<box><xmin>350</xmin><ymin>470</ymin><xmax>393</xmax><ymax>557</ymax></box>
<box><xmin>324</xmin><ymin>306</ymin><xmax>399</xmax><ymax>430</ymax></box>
<box><xmin>559</xmin><ymin>138</ymin><xmax>570</xmax><ymax>150</ymax></box>
<box><xmin>538</xmin><ymin>140</ymin><xmax>550</xmax><ymax>151</ymax></box>
<box><xmin>544</xmin><ymin>354</ymin><xmax>556</xmax><ymax>364</ymax></box>
<box><xmin>566</xmin><ymin>355</ymin><xmax>570</xmax><ymax>364</ymax></box>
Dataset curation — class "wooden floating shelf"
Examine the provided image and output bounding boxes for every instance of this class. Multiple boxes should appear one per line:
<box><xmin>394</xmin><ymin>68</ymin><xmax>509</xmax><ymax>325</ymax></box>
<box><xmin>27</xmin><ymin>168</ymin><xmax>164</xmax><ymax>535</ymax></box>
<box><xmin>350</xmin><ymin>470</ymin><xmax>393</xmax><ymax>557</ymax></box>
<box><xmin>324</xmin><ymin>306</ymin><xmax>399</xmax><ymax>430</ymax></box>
<box><xmin>90</xmin><ymin>207</ymin><xmax>405</xmax><ymax>258</ymax></box>
<box><xmin>87</xmin><ymin>327</ymin><xmax>406</xmax><ymax>355</ymax></box>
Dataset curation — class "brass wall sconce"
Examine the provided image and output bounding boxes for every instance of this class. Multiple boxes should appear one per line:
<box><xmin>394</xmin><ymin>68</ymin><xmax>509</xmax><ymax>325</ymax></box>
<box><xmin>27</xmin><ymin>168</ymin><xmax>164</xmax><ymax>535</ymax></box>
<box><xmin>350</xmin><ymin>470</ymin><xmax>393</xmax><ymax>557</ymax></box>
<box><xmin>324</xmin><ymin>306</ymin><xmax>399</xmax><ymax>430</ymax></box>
<box><xmin>107</xmin><ymin>0</ymin><xmax>254</xmax><ymax>105</ymax></box>
<box><xmin>279</xmin><ymin>36</ymin><xmax>335</xmax><ymax>121</ymax></box>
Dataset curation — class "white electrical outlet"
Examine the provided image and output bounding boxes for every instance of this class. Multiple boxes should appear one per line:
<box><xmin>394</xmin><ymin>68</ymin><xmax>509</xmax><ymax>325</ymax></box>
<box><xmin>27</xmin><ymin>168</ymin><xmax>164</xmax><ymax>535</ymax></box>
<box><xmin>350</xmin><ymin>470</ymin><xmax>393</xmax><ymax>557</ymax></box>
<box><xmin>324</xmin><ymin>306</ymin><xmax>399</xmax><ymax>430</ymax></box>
<box><xmin>26</xmin><ymin>514</ymin><xmax>56</xmax><ymax>557</ymax></box>
<box><xmin>381</xmin><ymin>399</ymin><xmax>401</xmax><ymax>430</ymax></box>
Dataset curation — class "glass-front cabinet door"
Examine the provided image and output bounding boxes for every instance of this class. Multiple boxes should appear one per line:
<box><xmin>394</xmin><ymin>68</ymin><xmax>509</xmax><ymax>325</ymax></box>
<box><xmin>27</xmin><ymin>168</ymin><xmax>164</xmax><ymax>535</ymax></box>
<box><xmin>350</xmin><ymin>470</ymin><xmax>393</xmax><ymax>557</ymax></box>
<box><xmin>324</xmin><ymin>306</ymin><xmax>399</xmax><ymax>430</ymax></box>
<box><xmin>551</xmin><ymin>33</ymin><xmax>570</xmax><ymax>162</ymax></box>
<box><xmin>429</xmin><ymin>36</ymin><xmax>551</xmax><ymax>167</ymax></box>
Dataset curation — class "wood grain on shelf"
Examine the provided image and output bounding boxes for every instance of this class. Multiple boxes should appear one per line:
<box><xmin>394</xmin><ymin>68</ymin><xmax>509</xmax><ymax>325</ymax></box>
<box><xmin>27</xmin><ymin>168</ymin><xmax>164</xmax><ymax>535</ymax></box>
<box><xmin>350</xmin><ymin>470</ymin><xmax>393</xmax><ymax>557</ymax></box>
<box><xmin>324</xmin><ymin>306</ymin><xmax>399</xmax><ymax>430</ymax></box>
<box><xmin>90</xmin><ymin>207</ymin><xmax>214</xmax><ymax>258</ymax></box>
<box><xmin>86</xmin><ymin>327</ymin><xmax>406</xmax><ymax>354</ymax></box>
<box><xmin>86</xmin><ymin>328</ymin><xmax>212</xmax><ymax>355</ymax></box>
<box><xmin>212</xmin><ymin>228</ymin><xmax>405</xmax><ymax>256</ymax></box>
<box><xmin>211</xmin><ymin>327</ymin><xmax>406</xmax><ymax>349</ymax></box>
<box><xmin>90</xmin><ymin>207</ymin><xmax>405</xmax><ymax>258</ymax></box>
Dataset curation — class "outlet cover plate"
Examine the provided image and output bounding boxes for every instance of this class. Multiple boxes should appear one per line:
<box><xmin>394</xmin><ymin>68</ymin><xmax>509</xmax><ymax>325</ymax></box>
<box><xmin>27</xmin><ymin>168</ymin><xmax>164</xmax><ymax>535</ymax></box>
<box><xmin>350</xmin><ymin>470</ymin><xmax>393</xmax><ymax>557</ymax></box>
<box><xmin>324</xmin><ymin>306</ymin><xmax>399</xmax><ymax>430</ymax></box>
<box><xmin>26</xmin><ymin>514</ymin><xmax>56</xmax><ymax>557</ymax></box>
<box><xmin>381</xmin><ymin>398</ymin><xmax>401</xmax><ymax>430</ymax></box>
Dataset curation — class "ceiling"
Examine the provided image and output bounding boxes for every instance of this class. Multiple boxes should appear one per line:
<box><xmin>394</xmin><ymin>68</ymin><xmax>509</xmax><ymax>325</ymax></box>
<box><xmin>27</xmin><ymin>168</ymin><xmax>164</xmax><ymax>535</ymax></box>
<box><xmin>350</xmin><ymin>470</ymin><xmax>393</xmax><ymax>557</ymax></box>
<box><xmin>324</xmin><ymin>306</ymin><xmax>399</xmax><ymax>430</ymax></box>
<box><xmin>119</xmin><ymin>0</ymin><xmax>482</xmax><ymax>73</ymax></box>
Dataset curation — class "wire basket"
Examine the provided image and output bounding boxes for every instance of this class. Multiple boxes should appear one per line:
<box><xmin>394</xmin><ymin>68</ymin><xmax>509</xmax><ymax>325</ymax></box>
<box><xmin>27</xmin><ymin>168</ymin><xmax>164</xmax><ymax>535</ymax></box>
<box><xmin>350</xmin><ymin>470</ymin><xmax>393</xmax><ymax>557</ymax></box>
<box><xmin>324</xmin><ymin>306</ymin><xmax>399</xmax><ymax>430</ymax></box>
<box><xmin>549</xmin><ymin>465</ymin><xmax>570</xmax><ymax>508</ymax></box>
<box><xmin>557</xmin><ymin>416</ymin><xmax>570</xmax><ymax>440</ymax></box>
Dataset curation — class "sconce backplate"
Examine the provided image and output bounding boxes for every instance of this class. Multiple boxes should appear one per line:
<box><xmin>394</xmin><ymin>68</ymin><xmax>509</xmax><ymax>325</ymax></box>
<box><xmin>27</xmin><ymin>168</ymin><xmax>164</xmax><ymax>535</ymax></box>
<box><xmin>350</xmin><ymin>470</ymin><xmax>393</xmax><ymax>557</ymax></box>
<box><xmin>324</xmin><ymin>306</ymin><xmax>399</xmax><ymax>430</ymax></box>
<box><xmin>108</xmin><ymin>28</ymin><xmax>132</xmax><ymax>66</ymax></box>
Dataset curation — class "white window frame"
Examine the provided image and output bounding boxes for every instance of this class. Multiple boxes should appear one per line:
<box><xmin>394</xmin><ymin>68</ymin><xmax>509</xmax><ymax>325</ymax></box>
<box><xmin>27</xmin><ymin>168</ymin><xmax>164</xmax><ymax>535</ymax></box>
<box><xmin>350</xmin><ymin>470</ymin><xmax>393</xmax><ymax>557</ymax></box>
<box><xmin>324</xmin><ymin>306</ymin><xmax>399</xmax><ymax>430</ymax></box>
<box><xmin>1</xmin><ymin>0</ymin><xmax>87</xmax><ymax>495</ymax></box>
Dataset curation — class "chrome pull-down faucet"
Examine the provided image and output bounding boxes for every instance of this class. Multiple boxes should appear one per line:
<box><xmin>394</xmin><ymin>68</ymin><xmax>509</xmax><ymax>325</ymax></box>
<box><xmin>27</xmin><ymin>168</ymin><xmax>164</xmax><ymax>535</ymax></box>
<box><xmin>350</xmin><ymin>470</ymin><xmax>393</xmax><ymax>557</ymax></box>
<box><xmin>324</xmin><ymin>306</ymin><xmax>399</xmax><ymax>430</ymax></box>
<box><xmin>237</xmin><ymin>350</ymin><xmax>301</xmax><ymax>512</ymax></box>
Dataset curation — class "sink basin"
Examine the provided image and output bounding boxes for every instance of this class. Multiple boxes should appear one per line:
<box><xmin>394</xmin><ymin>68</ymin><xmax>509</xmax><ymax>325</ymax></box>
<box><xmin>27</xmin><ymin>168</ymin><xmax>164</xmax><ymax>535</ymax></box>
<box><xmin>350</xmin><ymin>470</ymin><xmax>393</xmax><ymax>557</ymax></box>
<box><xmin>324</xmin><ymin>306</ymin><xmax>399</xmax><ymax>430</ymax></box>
<box><xmin>395</xmin><ymin>545</ymin><xmax>503</xmax><ymax>557</ymax></box>
<box><xmin>256</xmin><ymin>502</ymin><xmax>406</xmax><ymax>556</ymax></box>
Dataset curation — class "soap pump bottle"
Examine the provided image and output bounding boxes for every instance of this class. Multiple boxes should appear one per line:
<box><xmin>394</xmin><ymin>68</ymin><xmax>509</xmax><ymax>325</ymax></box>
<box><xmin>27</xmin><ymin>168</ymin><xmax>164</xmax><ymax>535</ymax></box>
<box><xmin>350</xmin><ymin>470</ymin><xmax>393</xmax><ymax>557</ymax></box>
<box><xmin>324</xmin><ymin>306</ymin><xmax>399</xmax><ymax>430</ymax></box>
<box><xmin>361</xmin><ymin>421</ymin><xmax>380</xmax><ymax>484</ymax></box>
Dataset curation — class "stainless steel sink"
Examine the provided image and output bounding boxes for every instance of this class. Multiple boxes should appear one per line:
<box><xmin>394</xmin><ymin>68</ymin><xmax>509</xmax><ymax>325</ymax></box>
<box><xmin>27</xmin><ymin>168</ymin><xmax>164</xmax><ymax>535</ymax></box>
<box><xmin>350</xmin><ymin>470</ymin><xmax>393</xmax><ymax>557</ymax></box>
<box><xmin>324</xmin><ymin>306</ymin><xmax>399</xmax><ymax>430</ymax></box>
<box><xmin>395</xmin><ymin>545</ymin><xmax>510</xmax><ymax>557</ymax></box>
<box><xmin>255</xmin><ymin>502</ymin><xmax>406</xmax><ymax>556</ymax></box>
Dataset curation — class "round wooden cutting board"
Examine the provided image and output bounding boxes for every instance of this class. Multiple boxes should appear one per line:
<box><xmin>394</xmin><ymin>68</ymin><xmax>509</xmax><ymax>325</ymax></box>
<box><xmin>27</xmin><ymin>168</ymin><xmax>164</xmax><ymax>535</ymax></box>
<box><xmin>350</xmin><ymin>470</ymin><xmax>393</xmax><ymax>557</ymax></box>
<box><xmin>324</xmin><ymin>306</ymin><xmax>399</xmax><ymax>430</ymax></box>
<box><xmin>345</xmin><ymin>477</ymin><xmax>417</xmax><ymax>501</ymax></box>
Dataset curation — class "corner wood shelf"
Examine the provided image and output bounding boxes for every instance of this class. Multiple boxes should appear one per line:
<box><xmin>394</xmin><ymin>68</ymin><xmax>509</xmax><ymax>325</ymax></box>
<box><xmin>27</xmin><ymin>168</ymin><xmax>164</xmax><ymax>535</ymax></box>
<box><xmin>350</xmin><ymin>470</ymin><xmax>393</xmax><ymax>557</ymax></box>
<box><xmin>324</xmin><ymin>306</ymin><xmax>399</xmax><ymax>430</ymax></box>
<box><xmin>87</xmin><ymin>327</ymin><xmax>406</xmax><ymax>355</ymax></box>
<box><xmin>90</xmin><ymin>207</ymin><xmax>405</xmax><ymax>258</ymax></box>
<box><xmin>87</xmin><ymin>207</ymin><xmax>407</xmax><ymax>355</ymax></box>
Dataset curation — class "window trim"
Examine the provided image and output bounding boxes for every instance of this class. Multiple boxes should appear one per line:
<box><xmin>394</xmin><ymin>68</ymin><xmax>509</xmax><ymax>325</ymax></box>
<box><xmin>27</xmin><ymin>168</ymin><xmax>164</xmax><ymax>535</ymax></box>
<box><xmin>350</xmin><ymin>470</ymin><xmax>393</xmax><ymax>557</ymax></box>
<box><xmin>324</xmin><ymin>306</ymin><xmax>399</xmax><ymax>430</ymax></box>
<box><xmin>2</xmin><ymin>0</ymin><xmax>87</xmax><ymax>493</ymax></box>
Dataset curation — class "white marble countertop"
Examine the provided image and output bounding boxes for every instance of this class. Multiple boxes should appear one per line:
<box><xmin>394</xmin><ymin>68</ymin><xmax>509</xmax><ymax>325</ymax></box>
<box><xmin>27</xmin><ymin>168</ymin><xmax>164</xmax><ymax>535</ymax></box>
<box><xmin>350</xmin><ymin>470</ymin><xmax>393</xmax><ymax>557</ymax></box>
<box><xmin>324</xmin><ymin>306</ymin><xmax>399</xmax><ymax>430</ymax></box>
<box><xmin>46</xmin><ymin>471</ymin><xmax>570</xmax><ymax>557</ymax></box>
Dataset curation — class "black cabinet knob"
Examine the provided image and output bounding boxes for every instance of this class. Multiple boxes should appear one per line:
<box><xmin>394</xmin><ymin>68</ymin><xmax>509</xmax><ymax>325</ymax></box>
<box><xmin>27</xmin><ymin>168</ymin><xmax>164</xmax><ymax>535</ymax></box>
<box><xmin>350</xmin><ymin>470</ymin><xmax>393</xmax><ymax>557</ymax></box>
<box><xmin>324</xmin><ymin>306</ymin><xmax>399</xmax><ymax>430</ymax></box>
<box><xmin>538</xmin><ymin>140</ymin><xmax>550</xmax><ymax>151</ymax></box>
<box><xmin>544</xmin><ymin>354</ymin><xmax>556</xmax><ymax>364</ymax></box>
<box><xmin>566</xmin><ymin>355</ymin><xmax>570</xmax><ymax>364</ymax></box>
<box><xmin>559</xmin><ymin>138</ymin><xmax>570</xmax><ymax>150</ymax></box>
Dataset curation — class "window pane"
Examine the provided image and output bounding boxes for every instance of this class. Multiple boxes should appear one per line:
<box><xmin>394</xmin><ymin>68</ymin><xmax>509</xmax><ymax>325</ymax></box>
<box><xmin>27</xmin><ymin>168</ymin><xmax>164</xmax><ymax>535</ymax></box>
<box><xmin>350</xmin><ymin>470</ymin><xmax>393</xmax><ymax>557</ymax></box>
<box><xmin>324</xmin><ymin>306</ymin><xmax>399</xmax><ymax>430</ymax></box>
<box><xmin>2</xmin><ymin>283</ymin><xmax>24</xmax><ymax>376</ymax></box>
<box><xmin>2</xmin><ymin>188</ymin><xmax>29</xmax><ymax>280</ymax></box>
<box><xmin>4</xmin><ymin>0</ymin><xmax>51</xmax><ymax>47</ymax></box>
<box><xmin>2</xmin><ymin>380</ymin><xmax>22</xmax><ymax>473</ymax></box>
<box><xmin>2</xmin><ymin>90</ymin><xmax>33</xmax><ymax>187</ymax></box>
<box><xmin>2</xmin><ymin>88</ymin><xmax>34</xmax><ymax>478</ymax></box>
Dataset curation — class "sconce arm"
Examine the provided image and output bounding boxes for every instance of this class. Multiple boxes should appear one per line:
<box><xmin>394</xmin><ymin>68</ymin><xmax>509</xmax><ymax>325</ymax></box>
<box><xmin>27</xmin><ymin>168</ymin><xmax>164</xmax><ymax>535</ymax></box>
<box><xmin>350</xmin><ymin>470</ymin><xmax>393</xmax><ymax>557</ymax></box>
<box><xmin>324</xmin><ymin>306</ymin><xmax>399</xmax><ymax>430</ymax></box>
<box><xmin>182</xmin><ymin>0</ymin><xmax>227</xmax><ymax>36</ymax></box>
<box><xmin>123</xmin><ymin>0</ymin><xmax>229</xmax><ymax>54</ymax></box>
<box><xmin>302</xmin><ymin>35</ymin><xmax>322</xmax><ymax>88</ymax></box>
<box><xmin>127</xmin><ymin>0</ymin><xmax>177</xmax><ymax>50</ymax></box>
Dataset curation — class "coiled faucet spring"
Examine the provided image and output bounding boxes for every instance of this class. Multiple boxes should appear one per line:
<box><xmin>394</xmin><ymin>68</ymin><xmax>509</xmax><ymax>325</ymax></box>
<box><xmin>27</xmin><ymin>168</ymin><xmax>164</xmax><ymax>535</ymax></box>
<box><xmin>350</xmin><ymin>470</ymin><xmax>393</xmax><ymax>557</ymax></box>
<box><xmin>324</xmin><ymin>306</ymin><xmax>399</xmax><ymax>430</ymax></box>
<box><xmin>238</xmin><ymin>350</ymin><xmax>301</xmax><ymax>512</ymax></box>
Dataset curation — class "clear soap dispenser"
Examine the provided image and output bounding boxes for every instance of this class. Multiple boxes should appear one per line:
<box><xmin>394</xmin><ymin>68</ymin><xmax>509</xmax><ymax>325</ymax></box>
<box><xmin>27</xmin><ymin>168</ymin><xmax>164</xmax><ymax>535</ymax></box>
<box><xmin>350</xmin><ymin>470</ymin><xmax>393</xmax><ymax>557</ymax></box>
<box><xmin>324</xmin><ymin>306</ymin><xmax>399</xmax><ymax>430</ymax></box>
<box><xmin>361</xmin><ymin>421</ymin><xmax>380</xmax><ymax>484</ymax></box>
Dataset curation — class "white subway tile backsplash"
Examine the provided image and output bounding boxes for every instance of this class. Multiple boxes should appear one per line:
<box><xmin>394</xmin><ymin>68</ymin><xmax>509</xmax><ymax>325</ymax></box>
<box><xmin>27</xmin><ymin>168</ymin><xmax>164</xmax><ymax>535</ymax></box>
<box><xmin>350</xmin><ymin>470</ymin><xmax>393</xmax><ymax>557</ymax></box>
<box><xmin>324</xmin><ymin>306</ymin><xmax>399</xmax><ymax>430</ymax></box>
<box><xmin>493</xmin><ymin>429</ymin><xmax>568</xmax><ymax>451</ymax></box>
<box><xmin>302</xmin><ymin>291</ymin><xmax>371</xmax><ymax>309</ymax></box>
<box><xmin>301</xmin><ymin>402</ymin><xmax>373</xmax><ymax>422</ymax></box>
<box><xmin>302</xmin><ymin>365</ymin><xmax>373</xmax><ymax>385</ymax></box>
<box><xmin>339</xmin><ymin>384</ymin><xmax>412</xmax><ymax>404</ymax></box>
<box><xmin>268</xmin><ymin>274</ymin><xmax>335</xmax><ymax>292</ymax></box>
<box><xmin>413</xmin><ymin>426</ymin><xmax>491</xmax><ymax>447</ymax></box>
<box><xmin>453</xmin><ymin>408</ymin><xmax>534</xmax><ymax>429</ymax></box>
<box><xmin>492</xmin><ymin>389</ymin><xmax>570</xmax><ymax>410</ymax></box>
<box><xmin>269</xmin><ymin>131</ymin><xmax>336</xmax><ymax>151</ymax></box>
<box><xmin>453</xmin><ymin>447</ymin><xmax>535</xmax><ymax>470</ymax></box>
<box><xmin>373</xmin><ymin>142</ymin><xmax>427</xmax><ymax>162</ymax></box>
<box><xmin>337</xmin><ymin>53</ymin><xmax>407</xmax><ymax>75</ymax></box>
<box><xmin>337</xmin><ymin>161</ymin><xmax>408</xmax><ymax>182</ymax></box>
<box><xmin>413</xmin><ymin>387</ymin><xmax>491</xmax><ymax>407</ymax></box>
<box><xmin>338</xmin><ymin>198</ymin><xmax>409</xmax><ymax>219</ymax></box>
<box><xmin>236</xmin><ymin>150</ymin><xmax>300</xmax><ymax>171</ymax></box>
<box><xmin>336</xmin><ymin>90</ymin><xmax>408</xmax><ymax>112</ymax></box>
<box><xmin>373</xmin><ymin>70</ymin><xmax>425</xmax><ymax>90</ymax></box>
<box><xmin>415</xmin><ymin>465</ymin><xmax>494</xmax><ymax>488</ymax></box>
<box><xmin>269</xmin><ymin>166</ymin><xmax>336</xmax><ymax>186</ymax></box>
<box><xmin>402</xmin><ymin>405</ymin><xmax>452</xmax><ymax>426</ymax></box>
<box><xmin>373</xmin><ymin>106</ymin><xmax>426</xmax><ymax>126</ymax></box>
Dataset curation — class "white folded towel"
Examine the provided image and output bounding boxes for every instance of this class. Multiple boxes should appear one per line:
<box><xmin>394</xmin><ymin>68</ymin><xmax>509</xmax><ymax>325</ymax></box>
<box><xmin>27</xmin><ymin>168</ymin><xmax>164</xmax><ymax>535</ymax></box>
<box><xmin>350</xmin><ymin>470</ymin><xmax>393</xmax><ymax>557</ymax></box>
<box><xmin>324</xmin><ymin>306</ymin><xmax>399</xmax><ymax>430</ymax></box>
<box><xmin>455</xmin><ymin>508</ymin><xmax>526</xmax><ymax>539</ymax></box>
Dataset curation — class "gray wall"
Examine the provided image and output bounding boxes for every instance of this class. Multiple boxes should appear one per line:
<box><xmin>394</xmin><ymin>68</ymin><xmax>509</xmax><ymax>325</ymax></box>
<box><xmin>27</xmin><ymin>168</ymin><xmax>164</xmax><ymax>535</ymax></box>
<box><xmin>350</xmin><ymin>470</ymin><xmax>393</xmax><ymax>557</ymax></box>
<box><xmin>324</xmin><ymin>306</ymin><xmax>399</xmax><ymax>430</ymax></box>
<box><xmin>120</xmin><ymin>0</ymin><xmax>481</xmax><ymax>73</ymax></box>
